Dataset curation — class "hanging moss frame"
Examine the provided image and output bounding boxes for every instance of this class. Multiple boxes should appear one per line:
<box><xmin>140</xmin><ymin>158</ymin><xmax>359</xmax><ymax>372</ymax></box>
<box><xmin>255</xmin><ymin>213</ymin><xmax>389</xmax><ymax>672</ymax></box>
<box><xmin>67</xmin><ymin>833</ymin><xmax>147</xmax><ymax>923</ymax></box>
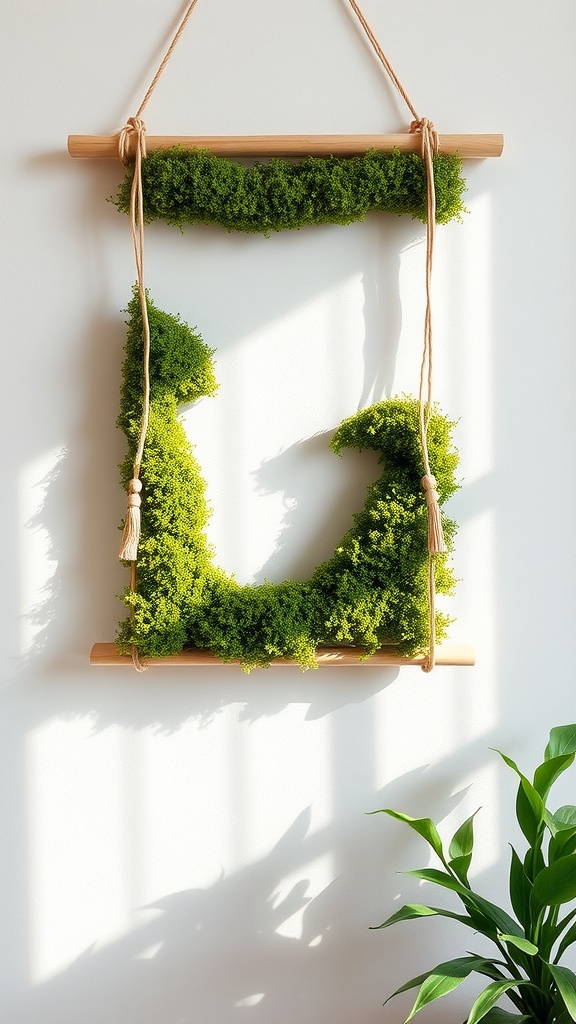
<box><xmin>113</xmin><ymin>148</ymin><xmax>466</xmax><ymax>669</ymax></box>
<box><xmin>117</xmin><ymin>291</ymin><xmax>459</xmax><ymax>671</ymax></box>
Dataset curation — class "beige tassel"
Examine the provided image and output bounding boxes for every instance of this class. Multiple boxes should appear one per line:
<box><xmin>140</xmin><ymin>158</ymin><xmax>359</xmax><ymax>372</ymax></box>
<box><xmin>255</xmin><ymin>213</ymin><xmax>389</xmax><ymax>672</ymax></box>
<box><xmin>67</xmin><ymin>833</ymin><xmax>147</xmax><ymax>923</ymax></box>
<box><xmin>118</xmin><ymin>478</ymin><xmax>143</xmax><ymax>561</ymax></box>
<box><xmin>421</xmin><ymin>474</ymin><xmax>447</xmax><ymax>554</ymax></box>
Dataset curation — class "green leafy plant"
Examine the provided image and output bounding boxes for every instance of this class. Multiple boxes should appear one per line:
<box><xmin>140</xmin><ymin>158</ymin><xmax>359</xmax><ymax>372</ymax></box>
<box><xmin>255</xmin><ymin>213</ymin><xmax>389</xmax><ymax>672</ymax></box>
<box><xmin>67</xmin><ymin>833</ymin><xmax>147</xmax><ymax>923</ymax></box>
<box><xmin>373</xmin><ymin>726</ymin><xmax>576</xmax><ymax>1023</ymax></box>
<box><xmin>114</xmin><ymin>147</ymin><xmax>466</xmax><ymax>232</ymax></box>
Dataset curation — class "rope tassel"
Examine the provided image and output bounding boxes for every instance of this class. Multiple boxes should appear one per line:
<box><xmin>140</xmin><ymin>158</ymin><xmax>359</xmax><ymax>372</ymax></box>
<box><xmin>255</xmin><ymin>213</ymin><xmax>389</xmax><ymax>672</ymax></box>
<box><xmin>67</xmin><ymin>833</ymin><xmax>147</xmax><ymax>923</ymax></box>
<box><xmin>118</xmin><ymin>478</ymin><xmax>143</xmax><ymax>561</ymax></box>
<box><xmin>421</xmin><ymin>474</ymin><xmax>447</xmax><ymax>554</ymax></box>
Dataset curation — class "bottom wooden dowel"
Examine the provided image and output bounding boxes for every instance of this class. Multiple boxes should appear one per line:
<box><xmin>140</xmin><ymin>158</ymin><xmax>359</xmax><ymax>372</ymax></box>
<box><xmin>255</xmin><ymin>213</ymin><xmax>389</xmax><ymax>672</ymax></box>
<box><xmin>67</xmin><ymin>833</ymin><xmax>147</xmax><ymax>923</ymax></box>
<box><xmin>90</xmin><ymin>642</ymin><xmax>475</xmax><ymax>668</ymax></box>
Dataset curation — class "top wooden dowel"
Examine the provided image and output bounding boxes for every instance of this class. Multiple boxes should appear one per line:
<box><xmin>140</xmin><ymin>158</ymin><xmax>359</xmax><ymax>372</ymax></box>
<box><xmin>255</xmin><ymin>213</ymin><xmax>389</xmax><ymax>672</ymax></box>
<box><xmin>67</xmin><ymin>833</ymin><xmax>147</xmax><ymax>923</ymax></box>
<box><xmin>68</xmin><ymin>133</ymin><xmax>503</xmax><ymax>160</ymax></box>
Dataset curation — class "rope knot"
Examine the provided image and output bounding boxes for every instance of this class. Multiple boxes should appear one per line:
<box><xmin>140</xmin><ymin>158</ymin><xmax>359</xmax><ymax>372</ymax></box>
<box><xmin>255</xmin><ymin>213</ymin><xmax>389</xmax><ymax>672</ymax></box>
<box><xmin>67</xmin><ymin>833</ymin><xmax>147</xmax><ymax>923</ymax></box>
<box><xmin>126</xmin><ymin>477</ymin><xmax>142</xmax><ymax>507</ymax></box>
<box><xmin>421</xmin><ymin>474</ymin><xmax>447</xmax><ymax>555</ymax></box>
<box><xmin>118</xmin><ymin>478</ymin><xmax>143</xmax><ymax>562</ymax></box>
<box><xmin>118</xmin><ymin>116</ymin><xmax>147</xmax><ymax>165</ymax></box>
<box><xmin>410</xmin><ymin>117</ymin><xmax>439</xmax><ymax>157</ymax></box>
<box><xmin>421</xmin><ymin>473</ymin><xmax>439</xmax><ymax>504</ymax></box>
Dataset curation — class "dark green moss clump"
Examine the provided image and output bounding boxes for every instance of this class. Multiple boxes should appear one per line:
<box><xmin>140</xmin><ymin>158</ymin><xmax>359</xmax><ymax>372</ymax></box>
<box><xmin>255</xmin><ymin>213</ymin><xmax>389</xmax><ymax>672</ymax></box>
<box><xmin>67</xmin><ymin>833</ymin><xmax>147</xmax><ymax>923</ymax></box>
<box><xmin>114</xmin><ymin>147</ymin><xmax>466</xmax><ymax>232</ymax></box>
<box><xmin>117</xmin><ymin>291</ymin><xmax>459</xmax><ymax>669</ymax></box>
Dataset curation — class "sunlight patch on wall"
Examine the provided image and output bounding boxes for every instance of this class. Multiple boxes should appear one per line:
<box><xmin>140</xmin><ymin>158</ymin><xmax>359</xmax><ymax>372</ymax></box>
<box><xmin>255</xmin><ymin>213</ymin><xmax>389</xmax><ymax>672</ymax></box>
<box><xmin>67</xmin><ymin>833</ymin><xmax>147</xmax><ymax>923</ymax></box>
<box><xmin>25</xmin><ymin>718</ymin><xmax>131</xmax><ymax>985</ymax></box>
<box><xmin>235</xmin><ymin>992</ymin><xmax>265</xmax><ymax>1007</ymax></box>
<box><xmin>136</xmin><ymin>712</ymin><xmax>240</xmax><ymax>891</ymax></box>
<box><xmin>446</xmin><ymin>191</ymin><xmax>495</xmax><ymax>480</ymax></box>
<box><xmin>392</xmin><ymin>194</ymin><xmax>495</xmax><ymax>442</ymax></box>
<box><xmin>132</xmin><ymin>940</ymin><xmax>164</xmax><ymax>961</ymax></box>
<box><xmin>461</xmin><ymin>760</ymin><xmax>501</xmax><ymax>881</ymax></box>
<box><xmin>370</xmin><ymin>506</ymin><xmax>499</xmax><ymax>790</ymax></box>
<box><xmin>181</xmin><ymin>275</ymin><xmax>368</xmax><ymax>585</ymax></box>
<box><xmin>17</xmin><ymin>447</ymin><xmax>63</xmax><ymax>657</ymax></box>
<box><xmin>372</xmin><ymin>189</ymin><xmax>498</xmax><ymax>792</ymax></box>
<box><xmin>238</xmin><ymin>707</ymin><xmax>333</xmax><ymax>867</ymax></box>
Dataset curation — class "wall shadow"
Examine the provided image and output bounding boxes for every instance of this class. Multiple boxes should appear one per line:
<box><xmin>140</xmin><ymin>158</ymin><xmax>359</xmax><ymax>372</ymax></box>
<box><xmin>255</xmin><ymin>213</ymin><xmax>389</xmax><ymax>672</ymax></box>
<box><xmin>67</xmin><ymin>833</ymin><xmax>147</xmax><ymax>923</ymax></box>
<box><xmin>252</xmin><ymin>431</ymin><xmax>380</xmax><ymax>584</ymax></box>
<box><xmin>3</xmin><ymin>760</ymin><xmax>488</xmax><ymax>1024</ymax></box>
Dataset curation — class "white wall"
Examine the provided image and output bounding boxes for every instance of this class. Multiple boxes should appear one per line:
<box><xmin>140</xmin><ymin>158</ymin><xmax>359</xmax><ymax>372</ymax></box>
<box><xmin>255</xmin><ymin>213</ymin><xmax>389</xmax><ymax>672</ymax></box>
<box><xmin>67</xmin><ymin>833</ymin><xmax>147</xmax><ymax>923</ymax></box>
<box><xmin>1</xmin><ymin>1</ymin><xmax>575</xmax><ymax>1021</ymax></box>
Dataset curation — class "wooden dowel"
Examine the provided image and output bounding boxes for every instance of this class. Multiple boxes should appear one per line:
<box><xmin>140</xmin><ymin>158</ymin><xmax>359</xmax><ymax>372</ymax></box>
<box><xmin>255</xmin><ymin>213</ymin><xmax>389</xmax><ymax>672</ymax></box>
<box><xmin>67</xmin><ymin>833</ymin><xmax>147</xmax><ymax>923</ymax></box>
<box><xmin>68</xmin><ymin>133</ymin><xmax>503</xmax><ymax>160</ymax></box>
<box><xmin>90</xmin><ymin>642</ymin><xmax>475</xmax><ymax>667</ymax></box>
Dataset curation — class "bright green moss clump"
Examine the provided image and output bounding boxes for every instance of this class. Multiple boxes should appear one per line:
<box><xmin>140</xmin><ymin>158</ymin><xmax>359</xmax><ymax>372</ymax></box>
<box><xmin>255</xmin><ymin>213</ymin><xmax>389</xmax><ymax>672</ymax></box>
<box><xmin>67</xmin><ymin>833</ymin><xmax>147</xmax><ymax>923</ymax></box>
<box><xmin>114</xmin><ymin>148</ymin><xmax>466</xmax><ymax>232</ymax></box>
<box><xmin>118</xmin><ymin>291</ymin><xmax>459</xmax><ymax>668</ymax></box>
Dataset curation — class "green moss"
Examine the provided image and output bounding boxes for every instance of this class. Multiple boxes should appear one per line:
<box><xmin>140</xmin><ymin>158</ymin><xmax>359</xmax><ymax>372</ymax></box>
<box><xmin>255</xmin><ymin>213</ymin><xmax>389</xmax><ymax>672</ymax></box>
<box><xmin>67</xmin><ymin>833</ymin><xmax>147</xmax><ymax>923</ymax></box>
<box><xmin>114</xmin><ymin>148</ymin><xmax>466</xmax><ymax>232</ymax></box>
<box><xmin>117</xmin><ymin>291</ymin><xmax>459</xmax><ymax>668</ymax></box>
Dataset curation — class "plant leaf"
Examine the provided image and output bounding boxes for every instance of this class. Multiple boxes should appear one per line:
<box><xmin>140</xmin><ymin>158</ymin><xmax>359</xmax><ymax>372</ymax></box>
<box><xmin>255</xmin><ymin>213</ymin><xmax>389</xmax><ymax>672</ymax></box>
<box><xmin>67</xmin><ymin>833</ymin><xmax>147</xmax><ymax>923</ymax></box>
<box><xmin>385</xmin><ymin>969</ymin><xmax>431</xmax><ymax>1003</ymax></box>
<box><xmin>548</xmin><ymin>807</ymin><xmax>576</xmax><ymax>853</ymax></box>
<box><xmin>499</xmin><ymin>934</ymin><xmax>538</xmax><ymax>955</ymax></box>
<box><xmin>554</xmin><ymin>807</ymin><xmax>576</xmax><ymax>829</ymax></box>
<box><xmin>404</xmin><ymin>867</ymin><xmax>469</xmax><ymax>895</ymax></box>
<box><xmin>405</xmin><ymin>867</ymin><xmax>525</xmax><ymax>938</ymax></box>
<box><xmin>533</xmin><ymin>857</ymin><xmax>576</xmax><ymax>906</ymax></box>
<box><xmin>372</xmin><ymin>903</ymin><xmax>477</xmax><ymax>931</ymax></box>
<box><xmin>403</xmin><ymin>956</ymin><xmax>496</xmax><ymax>1021</ymax></box>
<box><xmin>449</xmin><ymin>808</ymin><xmax>481</xmax><ymax>860</ymax></box>
<box><xmin>467</xmin><ymin>980</ymin><xmax>533</xmax><ymax>1024</ymax></box>
<box><xmin>372</xmin><ymin>809</ymin><xmax>445</xmax><ymax>861</ymax></box>
<box><xmin>384</xmin><ymin>957</ymin><xmax>494</xmax><ymax>1003</ymax></box>
<box><xmin>467</xmin><ymin>956</ymin><xmax>509</xmax><ymax>982</ymax></box>
<box><xmin>449</xmin><ymin>853</ymin><xmax>473</xmax><ymax>886</ymax></box>
<box><xmin>555</xmin><ymin>834</ymin><xmax>576</xmax><ymax>861</ymax></box>
<box><xmin>509</xmin><ymin>846</ymin><xmax>532</xmax><ymax>932</ymax></box>
<box><xmin>545</xmin><ymin>726</ymin><xmax>576</xmax><ymax>760</ymax></box>
<box><xmin>555</xmin><ymin>919</ymin><xmax>576</xmax><ymax>963</ymax></box>
<box><xmin>534</xmin><ymin>754</ymin><xmax>575</xmax><ymax>800</ymax></box>
<box><xmin>495</xmin><ymin>751</ymin><xmax>545</xmax><ymax>844</ymax></box>
<box><xmin>550</xmin><ymin>827</ymin><xmax>576</xmax><ymax>864</ymax></box>
<box><xmin>464</xmin><ymin>892</ymin><xmax>525</xmax><ymax>938</ymax></box>
<box><xmin>479</xmin><ymin>1010</ymin><xmax>531</xmax><ymax>1023</ymax></box>
<box><xmin>516</xmin><ymin>780</ymin><xmax>545</xmax><ymax>845</ymax></box>
<box><xmin>548</xmin><ymin>963</ymin><xmax>576</xmax><ymax>1020</ymax></box>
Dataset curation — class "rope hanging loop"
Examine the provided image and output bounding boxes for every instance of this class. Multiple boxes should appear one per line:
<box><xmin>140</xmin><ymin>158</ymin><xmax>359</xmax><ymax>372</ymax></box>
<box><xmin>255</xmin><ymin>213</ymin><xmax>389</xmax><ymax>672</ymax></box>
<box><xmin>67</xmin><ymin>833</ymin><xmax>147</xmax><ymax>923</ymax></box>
<box><xmin>118</xmin><ymin>116</ymin><xmax>147</xmax><ymax>166</ymax></box>
<box><xmin>410</xmin><ymin>117</ymin><xmax>439</xmax><ymax>157</ymax></box>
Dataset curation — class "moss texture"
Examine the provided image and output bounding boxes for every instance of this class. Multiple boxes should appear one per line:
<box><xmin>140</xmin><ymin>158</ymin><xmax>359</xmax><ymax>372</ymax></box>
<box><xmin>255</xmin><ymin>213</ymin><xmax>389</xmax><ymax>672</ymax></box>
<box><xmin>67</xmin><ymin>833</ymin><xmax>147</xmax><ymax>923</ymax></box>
<box><xmin>118</xmin><ymin>292</ymin><xmax>459</xmax><ymax>669</ymax></box>
<box><xmin>114</xmin><ymin>147</ymin><xmax>466</xmax><ymax>232</ymax></box>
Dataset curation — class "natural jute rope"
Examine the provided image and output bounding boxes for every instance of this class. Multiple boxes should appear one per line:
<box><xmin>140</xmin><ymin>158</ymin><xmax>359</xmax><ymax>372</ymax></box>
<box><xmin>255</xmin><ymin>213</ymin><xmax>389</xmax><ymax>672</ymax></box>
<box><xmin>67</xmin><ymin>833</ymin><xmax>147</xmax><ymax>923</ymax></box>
<box><xmin>117</xmin><ymin>116</ymin><xmax>149</xmax><ymax>672</ymax></box>
<box><xmin>134</xmin><ymin>0</ymin><xmax>203</xmax><ymax>122</ymax></box>
<box><xmin>345</xmin><ymin>0</ymin><xmax>445</xmax><ymax>671</ymax></box>
<box><xmin>116</xmin><ymin>1</ymin><xmax>205</xmax><ymax>672</ymax></box>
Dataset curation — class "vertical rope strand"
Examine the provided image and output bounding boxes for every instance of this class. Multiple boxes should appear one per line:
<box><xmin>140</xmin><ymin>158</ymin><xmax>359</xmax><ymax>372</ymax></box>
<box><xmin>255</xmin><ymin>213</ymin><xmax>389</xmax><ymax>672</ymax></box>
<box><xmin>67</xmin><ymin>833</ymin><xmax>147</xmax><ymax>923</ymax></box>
<box><xmin>344</xmin><ymin>0</ymin><xmax>445</xmax><ymax>671</ymax></box>
<box><xmin>117</xmin><ymin>118</ymin><xmax>150</xmax><ymax>672</ymax></box>
<box><xmin>118</xmin><ymin>117</ymin><xmax>150</xmax><ymax>565</ymax></box>
<box><xmin>136</xmin><ymin>0</ymin><xmax>203</xmax><ymax>119</ymax></box>
<box><xmin>344</xmin><ymin>0</ymin><xmax>419</xmax><ymax>120</ymax></box>
<box><xmin>116</xmin><ymin>2</ymin><xmax>205</xmax><ymax>671</ymax></box>
<box><xmin>130</xmin><ymin>562</ymin><xmax>147</xmax><ymax>672</ymax></box>
<box><xmin>413</xmin><ymin>118</ymin><xmax>446</xmax><ymax>673</ymax></box>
